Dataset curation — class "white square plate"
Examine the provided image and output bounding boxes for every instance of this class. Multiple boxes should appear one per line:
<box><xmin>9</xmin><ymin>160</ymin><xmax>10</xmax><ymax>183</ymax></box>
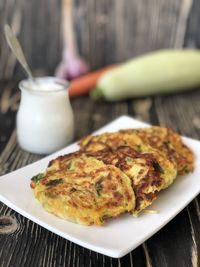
<box><xmin>0</xmin><ymin>116</ymin><xmax>200</xmax><ymax>258</ymax></box>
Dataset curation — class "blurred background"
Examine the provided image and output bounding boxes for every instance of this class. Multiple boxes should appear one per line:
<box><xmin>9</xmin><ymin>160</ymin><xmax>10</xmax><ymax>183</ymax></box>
<box><xmin>0</xmin><ymin>0</ymin><xmax>200</xmax><ymax>80</ymax></box>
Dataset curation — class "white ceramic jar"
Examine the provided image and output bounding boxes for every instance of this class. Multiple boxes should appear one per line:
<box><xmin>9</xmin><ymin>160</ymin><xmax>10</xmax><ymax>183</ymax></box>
<box><xmin>17</xmin><ymin>77</ymin><xmax>74</xmax><ymax>154</ymax></box>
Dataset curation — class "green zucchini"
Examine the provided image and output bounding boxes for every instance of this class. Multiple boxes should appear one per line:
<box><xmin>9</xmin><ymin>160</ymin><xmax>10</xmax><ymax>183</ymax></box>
<box><xmin>91</xmin><ymin>49</ymin><xmax>200</xmax><ymax>101</ymax></box>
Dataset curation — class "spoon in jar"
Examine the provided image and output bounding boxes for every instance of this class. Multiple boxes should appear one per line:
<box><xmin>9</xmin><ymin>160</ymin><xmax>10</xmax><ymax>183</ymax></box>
<box><xmin>4</xmin><ymin>24</ymin><xmax>34</xmax><ymax>80</ymax></box>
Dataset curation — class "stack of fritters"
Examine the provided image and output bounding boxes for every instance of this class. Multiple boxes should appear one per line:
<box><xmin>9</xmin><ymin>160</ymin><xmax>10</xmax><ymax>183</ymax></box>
<box><xmin>31</xmin><ymin>126</ymin><xmax>194</xmax><ymax>225</ymax></box>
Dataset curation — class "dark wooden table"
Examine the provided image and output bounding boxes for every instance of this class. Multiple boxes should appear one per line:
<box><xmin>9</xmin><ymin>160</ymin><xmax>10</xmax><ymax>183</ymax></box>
<box><xmin>0</xmin><ymin>80</ymin><xmax>200</xmax><ymax>267</ymax></box>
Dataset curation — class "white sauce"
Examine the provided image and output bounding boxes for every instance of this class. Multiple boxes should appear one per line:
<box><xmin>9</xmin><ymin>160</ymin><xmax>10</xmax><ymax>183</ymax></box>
<box><xmin>17</xmin><ymin>77</ymin><xmax>74</xmax><ymax>154</ymax></box>
<box><xmin>23</xmin><ymin>78</ymin><xmax>64</xmax><ymax>91</ymax></box>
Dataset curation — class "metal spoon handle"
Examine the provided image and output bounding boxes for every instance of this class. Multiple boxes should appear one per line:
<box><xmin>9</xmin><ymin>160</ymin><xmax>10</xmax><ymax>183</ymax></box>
<box><xmin>4</xmin><ymin>24</ymin><xmax>33</xmax><ymax>80</ymax></box>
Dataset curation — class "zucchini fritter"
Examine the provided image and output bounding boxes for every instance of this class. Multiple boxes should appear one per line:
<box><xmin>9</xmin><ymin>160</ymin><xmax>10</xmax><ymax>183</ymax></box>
<box><xmin>32</xmin><ymin>155</ymin><xmax>135</xmax><ymax>225</ymax></box>
<box><xmin>79</xmin><ymin>131</ymin><xmax>177</xmax><ymax>189</ymax></box>
<box><xmin>120</xmin><ymin>127</ymin><xmax>194</xmax><ymax>175</ymax></box>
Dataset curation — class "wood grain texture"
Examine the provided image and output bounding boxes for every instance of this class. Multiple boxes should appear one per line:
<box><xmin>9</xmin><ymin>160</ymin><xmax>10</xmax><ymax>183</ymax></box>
<box><xmin>0</xmin><ymin>0</ymin><xmax>62</xmax><ymax>80</ymax></box>
<box><xmin>185</xmin><ymin>0</ymin><xmax>200</xmax><ymax>48</ymax></box>
<box><xmin>74</xmin><ymin>0</ymin><xmax>194</xmax><ymax>69</ymax></box>
<box><xmin>0</xmin><ymin>0</ymin><xmax>198</xmax><ymax>79</ymax></box>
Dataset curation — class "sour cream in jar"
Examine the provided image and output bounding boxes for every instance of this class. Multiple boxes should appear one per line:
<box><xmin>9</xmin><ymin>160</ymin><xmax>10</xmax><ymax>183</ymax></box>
<box><xmin>17</xmin><ymin>77</ymin><xmax>74</xmax><ymax>154</ymax></box>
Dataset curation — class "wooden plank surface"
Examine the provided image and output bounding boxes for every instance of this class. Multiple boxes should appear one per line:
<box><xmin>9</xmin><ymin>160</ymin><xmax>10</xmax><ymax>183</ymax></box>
<box><xmin>0</xmin><ymin>81</ymin><xmax>200</xmax><ymax>267</ymax></box>
<box><xmin>0</xmin><ymin>0</ymin><xmax>197</xmax><ymax>78</ymax></box>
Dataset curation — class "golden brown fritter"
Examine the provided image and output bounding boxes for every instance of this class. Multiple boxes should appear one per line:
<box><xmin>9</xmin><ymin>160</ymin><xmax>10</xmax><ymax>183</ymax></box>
<box><xmin>79</xmin><ymin>131</ymin><xmax>142</xmax><ymax>153</ymax></box>
<box><xmin>31</xmin><ymin>155</ymin><xmax>135</xmax><ymax>225</ymax></box>
<box><xmin>120</xmin><ymin>127</ymin><xmax>194</xmax><ymax>175</ymax></box>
